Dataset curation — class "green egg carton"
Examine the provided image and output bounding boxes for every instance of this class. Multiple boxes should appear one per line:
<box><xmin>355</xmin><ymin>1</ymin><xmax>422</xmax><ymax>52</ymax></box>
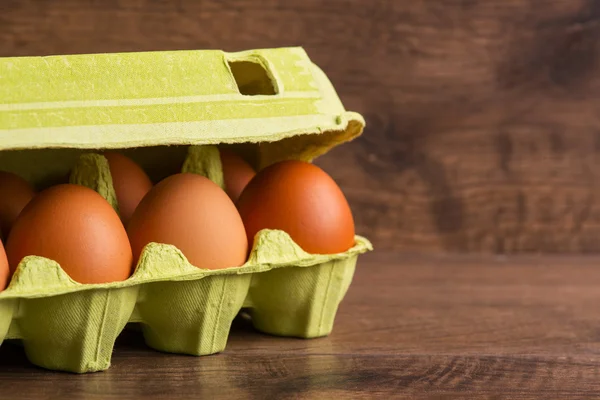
<box><xmin>0</xmin><ymin>47</ymin><xmax>372</xmax><ymax>373</ymax></box>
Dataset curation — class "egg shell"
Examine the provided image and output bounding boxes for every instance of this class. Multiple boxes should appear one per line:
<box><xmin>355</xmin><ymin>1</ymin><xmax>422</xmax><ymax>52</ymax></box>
<box><xmin>0</xmin><ymin>172</ymin><xmax>36</xmax><ymax>240</ymax></box>
<box><xmin>104</xmin><ymin>152</ymin><xmax>153</xmax><ymax>225</ymax></box>
<box><xmin>6</xmin><ymin>184</ymin><xmax>133</xmax><ymax>284</ymax></box>
<box><xmin>127</xmin><ymin>173</ymin><xmax>248</xmax><ymax>270</ymax></box>
<box><xmin>0</xmin><ymin>241</ymin><xmax>9</xmax><ymax>291</ymax></box>
<box><xmin>237</xmin><ymin>160</ymin><xmax>355</xmax><ymax>254</ymax></box>
<box><xmin>219</xmin><ymin>148</ymin><xmax>256</xmax><ymax>202</ymax></box>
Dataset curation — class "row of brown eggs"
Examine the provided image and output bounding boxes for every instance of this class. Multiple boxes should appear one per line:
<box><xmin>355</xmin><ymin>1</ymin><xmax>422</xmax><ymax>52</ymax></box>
<box><xmin>0</xmin><ymin>149</ymin><xmax>355</xmax><ymax>289</ymax></box>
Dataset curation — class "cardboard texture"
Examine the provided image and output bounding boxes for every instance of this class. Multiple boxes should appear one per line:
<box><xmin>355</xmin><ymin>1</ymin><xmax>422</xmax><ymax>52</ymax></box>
<box><xmin>0</xmin><ymin>47</ymin><xmax>371</xmax><ymax>373</ymax></box>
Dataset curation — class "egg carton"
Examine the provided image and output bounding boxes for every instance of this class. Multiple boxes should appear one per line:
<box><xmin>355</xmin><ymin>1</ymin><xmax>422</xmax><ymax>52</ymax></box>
<box><xmin>0</xmin><ymin>47</ymin><xmax>372</xmax><ymax>373</ymax></box>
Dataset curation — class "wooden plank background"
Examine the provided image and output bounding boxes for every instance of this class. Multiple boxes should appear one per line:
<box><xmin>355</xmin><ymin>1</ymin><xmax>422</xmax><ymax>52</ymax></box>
<box><xmin>2</xmin><ymin>0</ymin><xmax>600</xmax><ymax>253</ymax></box>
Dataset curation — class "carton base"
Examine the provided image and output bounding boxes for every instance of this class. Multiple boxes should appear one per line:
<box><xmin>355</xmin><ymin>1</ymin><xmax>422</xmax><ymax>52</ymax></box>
<box><xmin>139</xmin><ymin>274</ymin><xmax>251</xmax><ymax>356</ymax></box>
<box><xmin>248</xmin><ymin>257</ymin><xmax>357</xmax><ymax>338</ymax></box>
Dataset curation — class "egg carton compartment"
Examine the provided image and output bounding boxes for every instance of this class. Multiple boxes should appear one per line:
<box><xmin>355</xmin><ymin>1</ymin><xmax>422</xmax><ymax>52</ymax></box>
<box><xmin>0</xmin><ymin>47</ymin><xmax>372</xmax><ymax>373</ymax></box>
<box><xmin>0</xmin><ymin>232</ymin><xmax>371</xmax><ymax>373</ymax></box>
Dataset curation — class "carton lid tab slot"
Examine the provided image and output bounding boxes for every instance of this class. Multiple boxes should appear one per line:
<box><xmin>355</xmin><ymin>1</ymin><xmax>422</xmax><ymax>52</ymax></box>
<box><xmin>227</xmin><ymin>59</ymin><xmax>278</xmax><ymax>96</ymax></box>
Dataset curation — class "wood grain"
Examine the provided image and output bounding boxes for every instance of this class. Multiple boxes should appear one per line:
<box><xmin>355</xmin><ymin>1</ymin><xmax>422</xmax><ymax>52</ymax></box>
<box><xmin>2</xmin><ymin>0</ymin><xmax>600</xmax><ymax>253</ymax></box>
<box><xmin>1</xmin><ymin>254</ymin><xmax>600</xmax><ymax>398</ymax></box>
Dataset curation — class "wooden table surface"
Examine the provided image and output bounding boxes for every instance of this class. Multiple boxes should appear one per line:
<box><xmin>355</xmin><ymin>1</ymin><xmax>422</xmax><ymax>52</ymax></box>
<box><xmin>1</xmin><ymin>252</ymin><xmax>599</xmax><ymax>399</ymax></box>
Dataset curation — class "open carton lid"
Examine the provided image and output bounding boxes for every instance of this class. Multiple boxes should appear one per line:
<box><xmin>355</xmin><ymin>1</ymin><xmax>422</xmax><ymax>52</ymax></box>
<box><xmin>0</xmin><ymin>47</ymin><xmax>364</xmax><ymax>168</ymax></box>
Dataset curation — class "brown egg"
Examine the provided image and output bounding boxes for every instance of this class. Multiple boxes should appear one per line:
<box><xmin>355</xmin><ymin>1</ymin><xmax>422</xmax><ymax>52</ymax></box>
<box><xmin>0</xmin><ymin>172</ymin><xmax>36</xmax><ymax>240</ymax></box>
<box><xmin>219</xmin><ymin>149</ymin><xmax>256</xmax><ymax>202</ymax></box>
<box><xmin>237</xmin><ymin>160</ymin><xmax>355</xmax><ymax>254</ymax></box>
<box><xmin>0</xmin><ymin>241</ymin><xmax>10</xmax><ymax>291</ymax></box>
<box><xmin>6</xmin><ymin>184</ymin><xmax>132</xmax><ymax>284</ymax></box>
<box><xmin>127</xmin><ymin>173</ymin><xmax>248</xmax><ymax>269</ymax></box>
<box><xmin>104</xmin><ymin>152</ymin><xmax>153</xmax><ymax>225</ymax></box>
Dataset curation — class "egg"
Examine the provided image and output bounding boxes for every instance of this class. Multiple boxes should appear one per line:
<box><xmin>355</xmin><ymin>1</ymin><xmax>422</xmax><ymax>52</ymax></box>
<box><xmin>237</xmin><ymin>160</ymin><xmax>355</xmax><ymax>254</ymax></box>
<box><xmin>0</xmin><ymin>171</ymin><xmax>36</xmax><ymax>240</ymax></box>
<box><xmin>127</xmin><ymin>173</ymin><xmax>248</xmax><ymax>269</ymax></box>
<box><xmin>6</xmin><ymin>184</ymin><xmax>133</xmax><ymax>284</ymax></box>
<box><xmin>104</xmin><ymin>152</ymin><xmax>153</xmax><ymax>225</ymax></box>
<box><xmin>0</xmin><ymin>241</ymin><xmax>10</xmax><ymax>291</ymax></box>
<box><xmin>219</xmin><ymin>148</ymin><xmax>256</xmax><ymax>202</ymax></box>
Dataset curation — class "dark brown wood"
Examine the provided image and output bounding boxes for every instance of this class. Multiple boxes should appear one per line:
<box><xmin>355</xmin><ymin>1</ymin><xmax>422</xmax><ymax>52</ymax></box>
<box><xmin>1</xmin><ymin>253</ymin><xmax>600</xmax><ymax>398</ymax></box>
<box><xmin>4</xmin><ymin>0</ymin><xmax>600</xmax><ymax>253</ymax></box>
